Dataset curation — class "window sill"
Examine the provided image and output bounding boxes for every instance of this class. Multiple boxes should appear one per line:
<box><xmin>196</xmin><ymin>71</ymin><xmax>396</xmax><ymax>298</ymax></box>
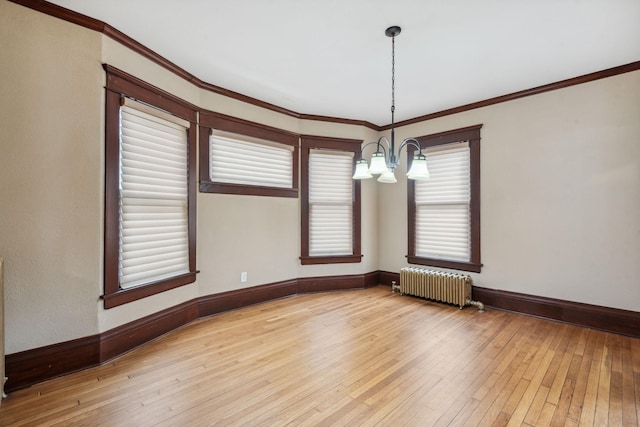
<box><xmin>102</xmin><ymin>272</ymin><xmax>197</xmax><ymax>309</ymax></box>
<box><xmin>300</xmin><ymin>255</ymin><xmax>363</xmax><ymax>265</ymax></box>
<box><xmin>406</xmin><ymin>256</ymin><xmax>482</xmax><ymax>273</ymax></box>
<box><xmin>200</xmin><ymin>181</ymin><xmax>298</xmax><ymax>198</ymax></box>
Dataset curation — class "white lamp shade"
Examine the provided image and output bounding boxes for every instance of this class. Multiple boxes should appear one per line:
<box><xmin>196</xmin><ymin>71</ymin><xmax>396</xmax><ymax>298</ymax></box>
<box><xmin>352</xmin><ymin>159</ymin><xmax>373</xmax><ymax>179</ymax></box>
<box><xmin>368</xmin><ymin>152</ymin><xmax>390</xmax><ymax>175</ymax></box>
<box><xmin>377</xmin><ymin>169</ymin><xmax>397</xmax><ymax>183</ymax></box>
<box><xmin>407</xmin><ymin>154</ymin><xmax>430</xmax><ymax>180</ymax></box>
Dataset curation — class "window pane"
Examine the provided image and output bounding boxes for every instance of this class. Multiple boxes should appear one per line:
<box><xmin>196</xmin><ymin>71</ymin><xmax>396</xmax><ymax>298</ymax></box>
<box><xmin>416</xmin><ymin>204</ymin><xmax>470</xmax><ymax>261</ymax></box>
<box><xmin>119</xmin><ymin>105</ymin><xmax>190</xmax><ymax>289</ymax></box>
<box><xmin>309</xmin><ymin>150</ymin><xmax>353</xmax><ymax>256</ymax></box>
<box><xmin>210</xmin><ymin>132</ymin><xmax>293</xmax><ymax>188</ymax></box>
<box><xmin>309</xmin><ymin>204</ymin><xmax>353</xmax><ymax>255</ymax></box>
<box><xmin>415</xmin><ymin>142</ymin><xmax>471</xmax><ymax>262</ymax></box>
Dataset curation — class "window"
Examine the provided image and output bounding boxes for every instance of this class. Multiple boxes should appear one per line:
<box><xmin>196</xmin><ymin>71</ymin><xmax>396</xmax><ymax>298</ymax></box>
<box><xmin>199</xmin><ymin>111</ymin><xmax>298</xmax><ymax>197</ymax></box>
<box><xmin>118</xmin><ymin>99</ymin><xmax>190</xmax><ymax>289</ymax></box>
<box><xmin>309</xmin><ymin>150</ymin><xmax>353</xmax><ymax>255</ymax></box>
<box><xmin>209</xmin><ymin>130</ymin><xmax>293</xmax><ymax>188</ymax></box>
<box><xmin>104</xmin><ymin>65</ymin><xmax>197</xmax><ymax>308</ymax></box>
<box><xmin>408</xmin><ymin>125</ymin><xmax>482</xmax><ymax>273</ymax></box>
<box><xmin>300</xmin><ymin>135</ymin><xmax>362</xmax><ymax>265</ymax></box>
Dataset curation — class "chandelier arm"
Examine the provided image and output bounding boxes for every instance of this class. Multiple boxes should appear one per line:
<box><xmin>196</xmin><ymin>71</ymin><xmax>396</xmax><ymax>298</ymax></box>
<box><xmin>358</xmin><ymin>140</ymin><xmax>387</xmax><ymax>160</ymax></box>
<box><xmin>398</xmin><ymin>138</ymin><xmax>424</xmax><ymax>156</ymax></box>
<box><xmin>378</xmin><ymin>136</ymin><xmax>391</xmax><ymax>151</ymax></box>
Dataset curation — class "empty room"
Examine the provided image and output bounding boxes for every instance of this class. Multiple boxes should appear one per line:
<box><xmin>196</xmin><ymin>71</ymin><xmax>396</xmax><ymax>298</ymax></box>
<box><xmin>0</xmin><ymin>0</ymin><xmax>639</xmax><ymax>425</ymax></box>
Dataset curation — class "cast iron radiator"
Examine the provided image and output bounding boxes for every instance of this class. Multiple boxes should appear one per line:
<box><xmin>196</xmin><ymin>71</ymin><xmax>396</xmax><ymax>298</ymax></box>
<box><xmin>398</xmin><ymin>267</ymin><xmax>484</xmax><ymax>311</ymax></box>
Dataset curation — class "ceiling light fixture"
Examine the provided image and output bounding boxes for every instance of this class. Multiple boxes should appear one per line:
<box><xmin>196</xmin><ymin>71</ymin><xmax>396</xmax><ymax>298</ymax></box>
<box><xmin>353</xmin><ymin>26</ymin><xmax>430</xmax><ymax>184</ymax></box>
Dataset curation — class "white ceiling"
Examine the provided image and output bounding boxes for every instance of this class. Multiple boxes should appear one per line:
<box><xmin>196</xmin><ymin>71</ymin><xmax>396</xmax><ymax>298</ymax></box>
<box><xmin>48</xmin><ymin>0</ymin><xmax>640</xmax><ymax>125</ymax></box>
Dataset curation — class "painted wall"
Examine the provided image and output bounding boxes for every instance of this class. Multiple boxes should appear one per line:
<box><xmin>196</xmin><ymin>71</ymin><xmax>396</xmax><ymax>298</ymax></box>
<box><xmin>380</xmin><ymin>70</ymin><xmax>640</xmax><ymax>312</ymax></box>
<box><xmin>0</xmin><ymin>3</ymin><xmax>379</xmax><ymax>354</ymax></box>
<box><xmin>0</xmin><ymin>1</ymin><xmax>104</xmax><ymax>354</ymax></box>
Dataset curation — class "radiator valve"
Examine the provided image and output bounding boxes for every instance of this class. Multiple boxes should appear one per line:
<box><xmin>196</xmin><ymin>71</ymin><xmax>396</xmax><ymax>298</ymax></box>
<box><xmin>391</xmin><ymin>281</ymin><xmax>400</xmax><ymax>293</ymax></box>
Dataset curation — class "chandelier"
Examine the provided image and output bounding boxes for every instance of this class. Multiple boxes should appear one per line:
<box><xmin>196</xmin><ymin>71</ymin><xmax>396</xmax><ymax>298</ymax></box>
<box><xmin>352</xmin><ymin>26</ymin><xmax>430</xmax><ymax>183</ymax></box>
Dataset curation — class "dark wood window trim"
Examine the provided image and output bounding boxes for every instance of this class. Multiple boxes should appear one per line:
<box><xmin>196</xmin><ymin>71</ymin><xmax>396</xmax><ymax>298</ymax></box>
<box><xmin>103</xmin><ymin>64</ymin><xmax>198</xmax><ymax>309</ymax></box>
<box><xmin>407</xmin><ymin>124</ymin><xmax>482</xmax><ymax>273</ymax></box>
<box><xmin>199</xmin><ymin>110</ymin><xmax>300</xmax><ymax>198</ymax></box>
<box><xmin>300</xmin><ymin>135</ymin><xmax>363</xmax><ymax>265</ymax></box>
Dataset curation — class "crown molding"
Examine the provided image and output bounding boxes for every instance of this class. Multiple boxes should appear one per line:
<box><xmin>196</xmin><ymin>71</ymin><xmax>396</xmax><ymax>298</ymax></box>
<box><xmin>8</xmin><ymin>0</ymin><xmax>380</xmax><ymax>130</ymax></box>
<box><xmin>8</xmin><ymin>1</ymin><xmax>640</xmax><ymax>133</ymax></box>
<box><xmin>381</xmin><ymin>60</ymin><xmax>640</xmax><ymax>130</ymax></box>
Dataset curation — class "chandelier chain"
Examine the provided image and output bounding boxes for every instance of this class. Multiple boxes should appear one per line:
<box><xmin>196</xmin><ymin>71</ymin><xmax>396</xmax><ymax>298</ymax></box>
<box><xmin>391</xmin><ymin>35</ymin><xmax>395</xmax><ymax>116</ymax></box>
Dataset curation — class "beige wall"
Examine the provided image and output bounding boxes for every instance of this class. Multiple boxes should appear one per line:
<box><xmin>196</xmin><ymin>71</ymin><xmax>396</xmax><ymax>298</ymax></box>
<box><xmin>1</xmin><ymin>2</ymin><xmax>638</xmax><ymax>356</ymax></box>
<box><xmin>0</xmin><ymin>2</ymin><xmax>104</xmax><ymax>353</ymax></box>
<box><xmin>380</xmin><ymin>70</ymin><xmax>640</xmax><ymax>312</ymax></box>
<box><xmin>0</xmin><ymin>3</ymin><xmax>379</xmax><ymax>353</ymax></box>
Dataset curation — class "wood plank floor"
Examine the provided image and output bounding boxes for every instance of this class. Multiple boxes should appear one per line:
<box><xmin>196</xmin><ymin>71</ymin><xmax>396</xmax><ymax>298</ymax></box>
<box><xmin>1</xmin><ymin>286</ymin><xmax>639</xmax><ymax>426</ymax></box>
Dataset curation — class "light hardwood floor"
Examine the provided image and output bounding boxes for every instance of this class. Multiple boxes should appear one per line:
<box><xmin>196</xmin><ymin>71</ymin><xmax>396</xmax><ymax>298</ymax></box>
<box><xmin>1</xmin><ymin>286</ymin><xmax>639</xmax><ymax>426</ymax></box>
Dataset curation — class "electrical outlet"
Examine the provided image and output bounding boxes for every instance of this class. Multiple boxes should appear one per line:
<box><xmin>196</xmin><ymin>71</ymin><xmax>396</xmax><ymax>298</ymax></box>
<box><xmin>240</xmin><ymin>272</ymin><xmax>247</xmax><ymax>282</ymax></box>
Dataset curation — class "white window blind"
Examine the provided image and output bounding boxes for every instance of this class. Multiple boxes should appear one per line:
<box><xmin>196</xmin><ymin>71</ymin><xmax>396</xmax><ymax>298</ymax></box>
<box><xmin>309</xmin><ymin>150</ymin><xmax>354</xmax><ymax>256</ymax></box>
<box><xmin>415</xmin><ymin>142</ymin><xmax>471</xmax><ymax>262</ymax></box>
<box><xmin>119</xmin><ymin>99</ymin><xmax>190</xmax><ymax>289</ymax></box>
<box><xmin>210</xmin><ymin>131</ymin><xmax>293</xmax><ymax>188</ymax></box>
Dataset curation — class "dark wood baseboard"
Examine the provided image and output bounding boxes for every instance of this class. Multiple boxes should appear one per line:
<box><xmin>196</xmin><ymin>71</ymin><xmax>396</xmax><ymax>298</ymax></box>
<box><xmin>298</xmin><ymin>272</ymin><xmax>372</xmax><ymax>293</ymax></box>
<box><xmin>377</xmin><ymin>271</ymin><xmax>400</xmax><ymax>287</ymax></box>
<box><xmin>198</xmin><ymin>273</ymin><xmax>376</xmax><ymax>317</ymax></box>
<box><xmin>8</xmin><ymin>272</ymin><xmax>638</xmax><ymax>393</ymax></box>
<box><xmin>198</xmin><ymin>280</ymin><xmax>299</xmax><ymax>318</ymax></box>
<box><xmin>4</xmin><ymin>335</ymin><xmax>101</xmax><ymax>393</ymax></box>
<box><xmin>363</xmin><ymin>271</ymin><xmax>380</xmax><ymax>288</ymax></box>
<box><xmin>100</xmin><ymin>299</ymin><xmax>199</xmax><ymax>362</ymax></box>
<box><xmin>374</xmin><ymin>271</ymin><xmax>640</xmax><ymax>339</ymax></box>
<box><xmin>4</xmin><ymin>272</ymin><xmax>378</xmax><ymax>393</ymax></box>
<box><xmin>472</xmin><ymin>286</ymin><xmax>640</xmax><ymax>339</ymax></box>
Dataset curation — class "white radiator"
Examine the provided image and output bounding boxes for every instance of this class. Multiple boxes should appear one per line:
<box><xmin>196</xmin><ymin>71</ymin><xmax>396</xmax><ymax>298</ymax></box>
<box><xmin>398</xmin><ymin>267</ymin><xmax>484</xmax><ymax>311</ymax></box>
